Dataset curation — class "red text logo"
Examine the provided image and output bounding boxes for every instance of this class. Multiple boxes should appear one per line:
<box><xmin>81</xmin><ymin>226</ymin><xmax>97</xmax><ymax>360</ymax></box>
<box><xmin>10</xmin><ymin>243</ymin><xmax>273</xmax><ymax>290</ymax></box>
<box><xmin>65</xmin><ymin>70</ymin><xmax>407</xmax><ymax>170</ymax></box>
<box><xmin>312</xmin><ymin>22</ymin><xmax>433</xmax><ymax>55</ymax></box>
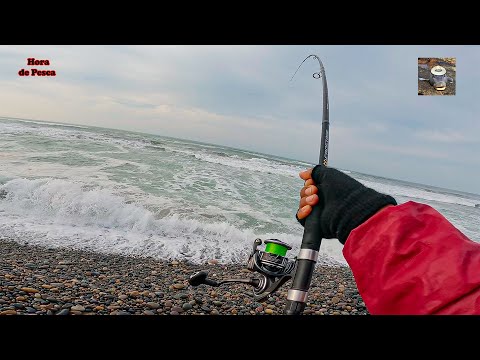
<box><xmin>18</xmin><ymin>58</ymin><xmax>56</xmax><ymax>77</ymax></box>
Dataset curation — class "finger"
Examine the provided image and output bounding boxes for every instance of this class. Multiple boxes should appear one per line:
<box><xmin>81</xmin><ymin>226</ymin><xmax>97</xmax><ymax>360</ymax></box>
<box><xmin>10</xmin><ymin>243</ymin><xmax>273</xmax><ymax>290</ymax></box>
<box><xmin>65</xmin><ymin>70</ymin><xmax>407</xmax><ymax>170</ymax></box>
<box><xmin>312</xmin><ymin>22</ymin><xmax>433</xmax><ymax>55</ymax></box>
<box><xmin>296</xmin><ymin>204</ymin><xmax>312</xmax><ymax>220</ymax></box>
<box><xmin>304</xmin><ymin>178</ymin><xmax>315</xmax><ymax>187</ymax></box>
<box><xmin>299</xmin><ymin>168</ymin><xmax>313</xmax><ymax>181</ymax></box>
<box><xmin>300</xmin><ymin>184</ymin><xmax>318</xmax><ymax>198</ymax></box>
<box><xmin>299</xmin><ymin>194</ymin><xmax>319</xmax><ymax>208</ymax></box>
<box><xmin>299</xmin><ymin>185</ymin><xmax>309</xmax><ymax>198</ymax></box>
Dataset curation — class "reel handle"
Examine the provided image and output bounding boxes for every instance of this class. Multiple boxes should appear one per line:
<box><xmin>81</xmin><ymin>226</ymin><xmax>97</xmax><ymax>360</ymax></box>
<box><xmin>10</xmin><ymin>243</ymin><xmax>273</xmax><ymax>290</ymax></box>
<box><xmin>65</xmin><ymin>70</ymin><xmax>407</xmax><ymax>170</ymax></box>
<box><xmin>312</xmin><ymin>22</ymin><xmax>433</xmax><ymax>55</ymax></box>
<box><xmin>189</xmin><ymin>271</ymin><xmax>261</xmax><ymax>288</ymax></box>
<box><xmin>189</xmin><ymin>271</ymin><xmax>220</xmax><ymax>287</ymax></box>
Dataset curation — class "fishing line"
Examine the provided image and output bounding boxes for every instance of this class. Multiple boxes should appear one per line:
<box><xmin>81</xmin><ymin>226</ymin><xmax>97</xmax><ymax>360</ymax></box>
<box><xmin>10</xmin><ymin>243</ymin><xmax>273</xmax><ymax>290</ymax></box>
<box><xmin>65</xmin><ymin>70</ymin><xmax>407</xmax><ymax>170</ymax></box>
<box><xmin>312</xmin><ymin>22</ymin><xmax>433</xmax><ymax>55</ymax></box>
<box><xmin>290</xmin><ymin>54</ymin><xmax>323</xmax><ymax>82</ymax></box>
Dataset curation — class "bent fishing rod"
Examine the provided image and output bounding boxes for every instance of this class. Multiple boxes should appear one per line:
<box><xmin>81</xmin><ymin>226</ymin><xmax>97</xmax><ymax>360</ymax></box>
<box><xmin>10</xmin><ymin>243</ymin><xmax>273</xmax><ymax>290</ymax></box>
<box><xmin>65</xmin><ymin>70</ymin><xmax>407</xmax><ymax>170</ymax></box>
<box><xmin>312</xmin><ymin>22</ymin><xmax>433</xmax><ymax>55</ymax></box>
<box><xmin>189</xmin><ymin>55</ymin><xmax>330</xmax><ymax>315</ymax></box>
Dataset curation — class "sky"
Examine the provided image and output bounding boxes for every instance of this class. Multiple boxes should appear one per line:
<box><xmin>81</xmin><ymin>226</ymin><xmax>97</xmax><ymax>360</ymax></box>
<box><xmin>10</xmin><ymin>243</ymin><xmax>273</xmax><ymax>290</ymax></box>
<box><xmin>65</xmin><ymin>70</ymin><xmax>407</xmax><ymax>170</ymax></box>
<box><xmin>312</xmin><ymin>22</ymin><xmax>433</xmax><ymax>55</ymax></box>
<box><xmin>0</xmin><ymin>45</ymin><xmax>479</xmax><ymax>194</ymax></box>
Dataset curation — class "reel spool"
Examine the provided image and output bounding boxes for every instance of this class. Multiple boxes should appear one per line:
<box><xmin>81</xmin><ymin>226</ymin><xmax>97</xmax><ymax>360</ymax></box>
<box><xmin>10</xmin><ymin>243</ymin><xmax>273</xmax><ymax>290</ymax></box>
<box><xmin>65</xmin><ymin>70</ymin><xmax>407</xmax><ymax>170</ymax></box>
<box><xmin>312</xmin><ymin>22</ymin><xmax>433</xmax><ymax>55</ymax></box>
<box><xmin>429</xmin><ymin>65</ymin><xmax>448</xmax><ymax>90</ymax></box>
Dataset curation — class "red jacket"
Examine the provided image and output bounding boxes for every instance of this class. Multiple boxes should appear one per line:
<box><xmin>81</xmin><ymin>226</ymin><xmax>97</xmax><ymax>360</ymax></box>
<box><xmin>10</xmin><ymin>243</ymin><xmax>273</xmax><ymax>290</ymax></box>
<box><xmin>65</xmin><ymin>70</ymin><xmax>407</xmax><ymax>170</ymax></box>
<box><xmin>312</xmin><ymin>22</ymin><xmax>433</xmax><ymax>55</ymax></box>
<box><xmin>343</xmin><ymin>201</ymin><xmax>480</xmax><ymax>315</ymax></box>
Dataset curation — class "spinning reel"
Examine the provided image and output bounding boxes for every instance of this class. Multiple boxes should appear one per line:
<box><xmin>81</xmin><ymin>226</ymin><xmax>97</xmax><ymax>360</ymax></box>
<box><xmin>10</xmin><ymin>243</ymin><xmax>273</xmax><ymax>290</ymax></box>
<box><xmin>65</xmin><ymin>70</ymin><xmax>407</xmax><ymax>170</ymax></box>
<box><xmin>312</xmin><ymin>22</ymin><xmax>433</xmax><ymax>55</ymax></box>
<box><xmin>189</xmin><ymin>238</ymin><xmax>296</xmax><ymax>301</ymax></box>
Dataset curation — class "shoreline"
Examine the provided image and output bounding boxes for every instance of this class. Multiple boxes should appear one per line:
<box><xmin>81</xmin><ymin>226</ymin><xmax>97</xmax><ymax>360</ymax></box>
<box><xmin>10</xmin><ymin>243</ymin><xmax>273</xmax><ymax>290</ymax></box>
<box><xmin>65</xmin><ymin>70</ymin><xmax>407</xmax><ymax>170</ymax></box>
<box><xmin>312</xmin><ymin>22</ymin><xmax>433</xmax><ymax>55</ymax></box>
<box><xmin>0</xmin><ymin>238</ymin><xmax>368</xmax><ymax>315</ymax></box>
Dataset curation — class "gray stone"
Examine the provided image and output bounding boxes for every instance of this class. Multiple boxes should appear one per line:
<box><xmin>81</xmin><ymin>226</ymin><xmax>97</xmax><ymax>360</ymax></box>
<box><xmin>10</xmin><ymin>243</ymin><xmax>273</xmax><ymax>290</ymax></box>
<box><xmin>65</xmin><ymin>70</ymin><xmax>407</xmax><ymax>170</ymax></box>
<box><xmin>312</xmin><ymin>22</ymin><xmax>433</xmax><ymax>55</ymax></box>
<box><xmin>182</xmin><ymin>303</ymin><xmax>193</xmax><ymax>311</ymax></box>
<box><xmin>174</xmin><ymin>293</ymin><xmax>188</xmax><ymax>300</ymax></box>
<box><xmin>56</xmin><ymin>309</ymin><xmax>70</xmax><ymax>315</ymax></box>
<box><xmin>117</xmin><ymin>311</ymin><xmax>131</xmax><ymax>315</ymax></box>
<box><xmin>71</xmin><ymin>305</ymin><xmax>85</xmax><ymax>312</ymax></box>
<box><xmin>146</xmin><ymin>302</ymin><xmax>160</xmax><ymax>309</ymax></box>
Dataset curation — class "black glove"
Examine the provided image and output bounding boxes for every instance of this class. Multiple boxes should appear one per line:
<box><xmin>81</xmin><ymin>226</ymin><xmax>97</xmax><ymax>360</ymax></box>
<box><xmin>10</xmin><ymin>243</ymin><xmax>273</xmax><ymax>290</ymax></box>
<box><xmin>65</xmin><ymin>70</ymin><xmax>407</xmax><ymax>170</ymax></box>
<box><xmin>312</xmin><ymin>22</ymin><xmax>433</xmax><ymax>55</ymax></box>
<box><xmin>296</xmin><ymin>165</ymin><xmax>397</xmax><ymax>244</ymax></box>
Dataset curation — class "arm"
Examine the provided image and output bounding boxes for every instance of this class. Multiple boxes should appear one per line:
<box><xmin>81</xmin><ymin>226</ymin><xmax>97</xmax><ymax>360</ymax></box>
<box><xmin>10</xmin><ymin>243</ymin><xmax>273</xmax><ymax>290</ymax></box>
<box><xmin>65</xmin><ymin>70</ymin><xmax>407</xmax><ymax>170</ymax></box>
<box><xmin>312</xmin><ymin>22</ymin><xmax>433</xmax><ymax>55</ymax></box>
<box><xmin>344</xmin><ymin>201</ymin><xmax>480</xmax><ymax>315</ymax></box>
<box><xmin>297</xmin><ymin>165</ymin><xmax>480</xmax><ymax>315</ymax></box>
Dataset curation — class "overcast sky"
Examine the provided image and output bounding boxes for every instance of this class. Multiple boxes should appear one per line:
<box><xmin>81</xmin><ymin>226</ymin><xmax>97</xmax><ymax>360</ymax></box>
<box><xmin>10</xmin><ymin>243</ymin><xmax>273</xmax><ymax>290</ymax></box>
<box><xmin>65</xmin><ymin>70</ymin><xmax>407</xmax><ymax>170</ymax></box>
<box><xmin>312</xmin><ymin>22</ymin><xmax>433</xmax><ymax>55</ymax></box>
<box><xmin>1</xmin><ymin>45</ymin><xmax>479</xmax><ymax>194</ymax></box>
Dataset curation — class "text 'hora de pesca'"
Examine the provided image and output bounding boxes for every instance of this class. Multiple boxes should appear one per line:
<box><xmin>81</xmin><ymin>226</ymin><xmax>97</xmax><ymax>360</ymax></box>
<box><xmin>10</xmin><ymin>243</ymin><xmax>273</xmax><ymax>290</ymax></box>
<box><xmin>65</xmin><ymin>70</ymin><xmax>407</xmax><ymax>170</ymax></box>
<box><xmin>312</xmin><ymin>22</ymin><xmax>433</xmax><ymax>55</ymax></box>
<box><xmin>18</xmin><ymin>58</ymin><xmax>56</xmax><ymax>77</ymax></box>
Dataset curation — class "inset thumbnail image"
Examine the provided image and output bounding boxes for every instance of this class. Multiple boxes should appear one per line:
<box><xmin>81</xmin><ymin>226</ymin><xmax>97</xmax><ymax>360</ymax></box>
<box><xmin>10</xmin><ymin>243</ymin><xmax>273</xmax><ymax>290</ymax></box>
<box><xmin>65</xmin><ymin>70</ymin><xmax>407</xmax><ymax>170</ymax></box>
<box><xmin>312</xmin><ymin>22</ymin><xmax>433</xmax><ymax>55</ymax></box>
<box><xmin>418</xmin><ymin>58</ymin><xmax>456</xmax><ymax>95</ymax></box>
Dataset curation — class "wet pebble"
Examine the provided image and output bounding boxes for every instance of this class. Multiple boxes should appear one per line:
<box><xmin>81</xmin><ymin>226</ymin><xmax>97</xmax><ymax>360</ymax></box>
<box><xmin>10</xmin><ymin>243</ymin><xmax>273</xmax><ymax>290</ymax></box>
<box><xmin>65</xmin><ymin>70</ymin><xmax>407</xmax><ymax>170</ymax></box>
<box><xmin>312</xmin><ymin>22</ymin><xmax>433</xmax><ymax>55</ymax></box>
<box><xmin>146</xmin><ymin>302</ymin><xmax>160</xmax><ymax>309</ymax></box>
<box><xmin>182</xmin><ymin>303</ymin><xmax>193</xmax><ymax>311</ymax></box>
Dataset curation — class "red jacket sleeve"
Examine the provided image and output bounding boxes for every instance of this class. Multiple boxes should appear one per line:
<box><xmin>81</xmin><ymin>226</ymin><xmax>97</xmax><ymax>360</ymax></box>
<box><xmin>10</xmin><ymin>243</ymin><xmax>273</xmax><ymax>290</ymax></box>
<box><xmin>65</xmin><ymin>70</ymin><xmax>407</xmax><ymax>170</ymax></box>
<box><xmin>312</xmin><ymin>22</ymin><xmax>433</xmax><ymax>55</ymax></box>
<box><xmin>343</xmin><ymin>201</ymin><xmax>480</xmax><ymax>314</ymax></box>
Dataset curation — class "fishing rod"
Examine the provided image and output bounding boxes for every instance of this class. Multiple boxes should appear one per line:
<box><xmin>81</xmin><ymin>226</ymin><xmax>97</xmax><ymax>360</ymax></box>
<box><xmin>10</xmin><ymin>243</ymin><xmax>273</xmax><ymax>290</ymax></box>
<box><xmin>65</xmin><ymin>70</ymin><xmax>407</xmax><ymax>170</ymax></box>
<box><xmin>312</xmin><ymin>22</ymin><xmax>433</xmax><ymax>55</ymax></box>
<box><xmin>284</xmin><ymin>54</ymin><xmax>329</xmax><ymax>314</ymax></box>
<box><xmin>189</xmin><ymin>55</ymin><xmax>330</xmax><ymax>315</ymax></box>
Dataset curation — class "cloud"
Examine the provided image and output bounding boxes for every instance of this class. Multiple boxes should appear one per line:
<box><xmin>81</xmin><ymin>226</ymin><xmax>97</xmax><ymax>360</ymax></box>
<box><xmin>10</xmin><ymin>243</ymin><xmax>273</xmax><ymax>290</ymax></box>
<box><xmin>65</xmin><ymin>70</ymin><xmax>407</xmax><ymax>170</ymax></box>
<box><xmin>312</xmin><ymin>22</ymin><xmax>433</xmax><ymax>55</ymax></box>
<box><xmin>108</xmin><ymin>97</ymin><xmax>157</xmax><ymax>109</ymax></box>
<box><xmin>414</xmin><ymin>130</ymin><xmax>474</xmax><ymax>143</ymax></box>
<box><xmin>0</xmin><ymin>45</ymin><xmax>479</xmax><ymax>193</ymax></box>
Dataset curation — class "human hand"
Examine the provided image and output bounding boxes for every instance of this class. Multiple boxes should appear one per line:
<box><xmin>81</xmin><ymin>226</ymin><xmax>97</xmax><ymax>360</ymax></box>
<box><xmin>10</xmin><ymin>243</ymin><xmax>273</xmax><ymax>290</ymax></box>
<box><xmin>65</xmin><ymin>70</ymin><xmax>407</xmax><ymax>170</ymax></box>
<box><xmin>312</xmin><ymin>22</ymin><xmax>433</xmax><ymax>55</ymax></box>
<box><xmin>295</xmin><ymin>165</ymin><xmax>397</xmax><ymax>244</ymax></box>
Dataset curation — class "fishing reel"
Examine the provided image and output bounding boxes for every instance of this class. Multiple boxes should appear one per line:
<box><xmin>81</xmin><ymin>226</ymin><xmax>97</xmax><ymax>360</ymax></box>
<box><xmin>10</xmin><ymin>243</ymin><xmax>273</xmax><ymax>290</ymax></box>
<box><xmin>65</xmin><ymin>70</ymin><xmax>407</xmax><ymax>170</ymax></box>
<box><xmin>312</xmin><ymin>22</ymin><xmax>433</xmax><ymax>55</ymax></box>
<box><xmin>189</xmin><ymin>238</ymin><xmax>296</xmax><ymax>301</ymax></box>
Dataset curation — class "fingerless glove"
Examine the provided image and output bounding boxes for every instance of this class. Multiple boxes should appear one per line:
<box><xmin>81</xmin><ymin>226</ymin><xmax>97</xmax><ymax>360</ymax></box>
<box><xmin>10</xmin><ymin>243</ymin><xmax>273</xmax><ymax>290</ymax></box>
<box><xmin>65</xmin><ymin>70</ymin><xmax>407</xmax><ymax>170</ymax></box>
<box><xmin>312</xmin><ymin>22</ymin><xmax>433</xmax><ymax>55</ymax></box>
<box><xmin>296</xmin><ymin>165</ymin><xmax>397</xmax><ymax>244</ymax></box>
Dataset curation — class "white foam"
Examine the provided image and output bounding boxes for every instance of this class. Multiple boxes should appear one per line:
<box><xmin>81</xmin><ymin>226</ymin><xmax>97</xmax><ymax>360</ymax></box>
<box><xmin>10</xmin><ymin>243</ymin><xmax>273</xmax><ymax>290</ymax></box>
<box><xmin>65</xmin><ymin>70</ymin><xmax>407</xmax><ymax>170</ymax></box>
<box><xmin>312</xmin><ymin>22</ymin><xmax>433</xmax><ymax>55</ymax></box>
<box><xmin>1</xmin><ymin>120</ymin><xmax>308</xmax><ymax>179</ymax></box>
<box><xmin>0</xmin><ymin>121</ymin><xmax>147</xmax><ymax>152</ymax></box>
<box><xmin>188</xmin><ymin>151</ymin><xmax>303</xmax><ymax>177</ymax></box>
<box><xmin>0</xmin><ymin>177</ymin><xmax>347</xmax><ymax>265</ymax></box>
<box><xmin>360</xmin><ymin>179</ymin><xmax>478</xmax><ymax>207</ymax></box>
<box><xmin>0</xmin><ymin>178</ymin><xmax>156</xmax><ymax>230</ymax></box>
<box><xmin>151</xmin><ymin>139</ymin><xmax>307</xmax><ymax>178</ymax></box>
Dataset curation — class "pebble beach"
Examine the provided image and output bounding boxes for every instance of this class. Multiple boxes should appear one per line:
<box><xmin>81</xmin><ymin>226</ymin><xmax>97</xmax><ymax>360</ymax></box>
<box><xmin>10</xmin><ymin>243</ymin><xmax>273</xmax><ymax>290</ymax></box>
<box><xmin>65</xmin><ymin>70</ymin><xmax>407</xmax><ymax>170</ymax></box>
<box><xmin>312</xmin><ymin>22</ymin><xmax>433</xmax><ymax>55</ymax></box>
<box><xmin>0</xmin><ymin>238</ymin><xmax>368</xmax><ymax>316</ymax></box>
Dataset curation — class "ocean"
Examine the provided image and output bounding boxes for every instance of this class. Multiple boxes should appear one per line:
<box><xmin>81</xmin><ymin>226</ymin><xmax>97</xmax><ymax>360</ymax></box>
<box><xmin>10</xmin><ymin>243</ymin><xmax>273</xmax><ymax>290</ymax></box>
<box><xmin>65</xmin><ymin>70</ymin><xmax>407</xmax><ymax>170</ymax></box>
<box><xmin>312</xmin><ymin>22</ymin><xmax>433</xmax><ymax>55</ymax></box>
<box><xmin>1</xmin><ymin>117</ymin><xmax>479</xmax><ymax>266</ymax></box>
